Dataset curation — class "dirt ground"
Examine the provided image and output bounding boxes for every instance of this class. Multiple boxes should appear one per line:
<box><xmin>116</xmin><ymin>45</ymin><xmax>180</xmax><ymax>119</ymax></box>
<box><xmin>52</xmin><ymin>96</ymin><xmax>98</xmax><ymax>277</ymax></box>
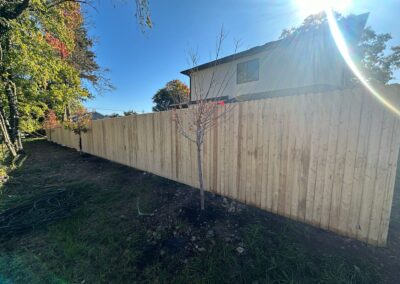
<box><xmin>0</xmin><ymin>139</ymin><xmax>399</xmax><ymax>283</ymax></box>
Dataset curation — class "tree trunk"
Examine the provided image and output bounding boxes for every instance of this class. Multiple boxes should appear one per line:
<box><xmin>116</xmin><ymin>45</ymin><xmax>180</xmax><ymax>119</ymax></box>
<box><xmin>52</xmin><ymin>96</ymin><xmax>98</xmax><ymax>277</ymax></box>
<box><xmin>0</xmin><ymin>106</ymin><xmax>11</xmax><ymax>136</ymax></box>
<box><xmin>5</xmin><ymin>79</ymin><xmax>23</xmax><ymax>153</ymax></box>
<box><xmin>0</xmin><ymin>108</ymin><xmax>17</xmax><ymax>157</ymax></box>
<box><xmin>196</xmin><ymin>141</ymin><xmax>205</xmax><ymax>210</ymax></box>
<box><xmin>63</xmin><ymin>103</ymin><xmax>71</xmax><ymax>122</ymax></box>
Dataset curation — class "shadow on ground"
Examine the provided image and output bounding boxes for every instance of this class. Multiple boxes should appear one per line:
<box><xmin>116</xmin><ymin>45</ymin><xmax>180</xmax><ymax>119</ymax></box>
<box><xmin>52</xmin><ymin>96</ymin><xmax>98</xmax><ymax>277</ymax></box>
<box><xmin>0</xmin><ymin>139</ymin><xmax>398</xmax><ymax>283</ymax></box>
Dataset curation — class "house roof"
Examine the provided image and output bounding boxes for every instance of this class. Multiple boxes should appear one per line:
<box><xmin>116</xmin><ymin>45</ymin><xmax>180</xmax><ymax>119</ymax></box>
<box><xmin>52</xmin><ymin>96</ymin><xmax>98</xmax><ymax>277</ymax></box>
<box><xmin>90</xmin><ymin>111</ymin><xmax>105</xmax><ymax>120</ymax></box>
<box><xmin>181</xmin><ymin>13</ymin><xmax>369</xmax><ymax>76</ymax></box>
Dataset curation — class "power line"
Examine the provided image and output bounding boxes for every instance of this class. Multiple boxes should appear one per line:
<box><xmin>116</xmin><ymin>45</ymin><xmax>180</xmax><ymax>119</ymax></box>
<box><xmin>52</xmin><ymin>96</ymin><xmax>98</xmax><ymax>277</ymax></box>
<box><xmin>86</xmin><ymin>107</ymin><xmax>136</xmax><ymax>113</ymax></box>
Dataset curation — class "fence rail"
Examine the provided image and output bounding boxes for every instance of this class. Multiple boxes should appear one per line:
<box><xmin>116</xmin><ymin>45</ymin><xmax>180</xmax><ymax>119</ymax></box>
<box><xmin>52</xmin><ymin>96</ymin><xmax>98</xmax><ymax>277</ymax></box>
<box><xmin>47</xmin><ymin>86</ymin><xmax>400</xmax><ymax>246</ymax></box>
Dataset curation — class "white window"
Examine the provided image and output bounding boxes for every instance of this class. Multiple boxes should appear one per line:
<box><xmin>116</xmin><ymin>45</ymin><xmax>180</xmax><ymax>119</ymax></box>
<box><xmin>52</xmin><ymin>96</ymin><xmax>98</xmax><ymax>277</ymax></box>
<box><xmin>237</xmin><ymin>59</ymin><xmax>259</xmax><ymax>84</ymax></box>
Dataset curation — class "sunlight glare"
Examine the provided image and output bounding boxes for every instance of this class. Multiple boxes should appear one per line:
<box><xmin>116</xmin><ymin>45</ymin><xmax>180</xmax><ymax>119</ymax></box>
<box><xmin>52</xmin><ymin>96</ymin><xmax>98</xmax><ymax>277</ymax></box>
<box><xmin>324</xmin><ymin>8</ymin><xmax>400</xmax><ymax>116</ymax></box>
<box><xmin>295</xmin><ymin>0</ymin><xmax>351</xmax><ymax>17</ymax></box>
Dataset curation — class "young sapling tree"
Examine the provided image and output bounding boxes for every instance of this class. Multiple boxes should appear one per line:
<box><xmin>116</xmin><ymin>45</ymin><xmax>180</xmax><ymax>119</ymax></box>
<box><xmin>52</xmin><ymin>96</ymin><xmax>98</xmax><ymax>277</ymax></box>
<box><xmin>43</xmin><ymin>109</ymin><xmax>59</xmax><ymax>141</ymax></box>
<box><xmin>173</xmin><ymin>28</ymin><xmax>238</xmax><ymax>211</ymax></box>
<box><xmin>65</xmin><ymin>107</ymin><xmax>92</xmax><ymax>154</ymax></box>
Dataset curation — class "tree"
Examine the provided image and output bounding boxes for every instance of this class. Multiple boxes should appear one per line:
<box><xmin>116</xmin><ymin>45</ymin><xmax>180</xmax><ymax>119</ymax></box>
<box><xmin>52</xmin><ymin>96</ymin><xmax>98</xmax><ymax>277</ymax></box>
<box><xmin>68</xmin><ymin>25</ymin><xmax>114</xmax><ymax>95</ymax></box>
<box><xmin>173</xmin><ymin>29</ymin><xmax>238</xmax><ymax>211</ymax></box>
<box><xmin>65</xmin><ymin>107</ymin><xmax>91</xmax><ymax>154</ymax></box>
<box><xmin>359</xmin><ymin>27</ymin><xmax>400</xmax><ymax>84</ymax></box>
<box><xmin>107</xmin><ymin>113</ymin><xmax>120</xmax><ymax>118</ymax></box>
<box><xmin>280</xmin><ymin>12</ymin><xmax>400</xmax><ymax>84</ymax></box>
<box><xmin>0</xmin><ymin>2</ymin><xmax>94</xmax><ymax>156</ymax></box>
<box><xmin>123</xmin><ymin>110</ymin><xmax>137</xmax><ymax>116</ymax></box>
<box><xmin>0</xmin><ymin>0</ymin><xmax>151</xmax><ymax>158</ymax></box>
<box><xmin>152</xmin><ymin>80</ymin><xmax>189</xmax><ymax>112</ymax></box>
<box><xmin>0</xmin><ymin>1</ymin><xmax>151</xmax><ymax>26</ymax></box>
<box><xmin>43</xmin><ymin>109</ymin><xmax>59</xmax><ymax>141</ymax></box>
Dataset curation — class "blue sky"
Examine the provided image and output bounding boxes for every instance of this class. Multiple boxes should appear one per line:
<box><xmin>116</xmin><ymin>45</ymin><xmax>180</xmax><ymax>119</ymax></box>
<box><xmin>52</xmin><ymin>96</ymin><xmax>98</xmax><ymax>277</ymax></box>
<box><xmin>83</xmin><ymin>0</ymin><xmax>400</xmax><ymax>115</ymax></box>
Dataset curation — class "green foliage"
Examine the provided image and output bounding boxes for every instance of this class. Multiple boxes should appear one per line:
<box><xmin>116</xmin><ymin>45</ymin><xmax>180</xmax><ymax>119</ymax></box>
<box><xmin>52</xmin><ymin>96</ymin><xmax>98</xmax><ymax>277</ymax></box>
<box><xmin>0</xmin><ymin>1</ymin><xmax>106</xmax><ymax>133</ymax></box>
<box><xmin>123</xmin><ymin>110</ymin><xmax>137</xmax><ymax>116</ymax></box>
<box><xmin>152</xmin><ymin>79</ymin><xmax>189</xmax><ymax>112</ymax></box>
<box><xmin>360</xmin><ymin>27</ymin><xmax>400</xmax><ymax>84</ymax></box>
<box><xmin>106</xmin><ymin>113</ymin><xmax>120</xmax><ymax>118</ymax></box>
<box><xmin>280</xmin><ymin>12</ymin><xmax>400</xmax><ymax>84</ymax></box>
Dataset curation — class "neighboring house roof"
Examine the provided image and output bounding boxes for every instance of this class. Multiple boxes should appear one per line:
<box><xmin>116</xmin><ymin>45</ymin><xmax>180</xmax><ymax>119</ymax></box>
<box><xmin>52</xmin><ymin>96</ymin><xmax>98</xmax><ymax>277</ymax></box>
<box><xmin>181</xmin><ymin>13</ymin><xmax>369</xmax><ymax>76</ymax></box>
<box><xmin>90</xmin><ymin>111</ymin><xmax>105</xmax><ymax>120</ymax></box>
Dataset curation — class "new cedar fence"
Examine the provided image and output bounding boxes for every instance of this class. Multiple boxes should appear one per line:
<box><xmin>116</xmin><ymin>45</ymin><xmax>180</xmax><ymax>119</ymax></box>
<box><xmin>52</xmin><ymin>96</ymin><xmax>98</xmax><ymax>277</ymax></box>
<box><xmin>47</xmin><ymin>86</ymin><xmax>400</xmax><ymax>246</ymax></box>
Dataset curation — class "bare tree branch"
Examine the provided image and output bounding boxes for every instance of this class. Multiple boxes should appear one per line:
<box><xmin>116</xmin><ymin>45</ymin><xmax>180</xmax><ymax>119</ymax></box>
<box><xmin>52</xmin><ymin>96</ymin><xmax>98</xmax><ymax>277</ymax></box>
<box><xmin>172</xmin><ymin>28</ymin><xmax>240</xmax><ymax>210</ymax></box>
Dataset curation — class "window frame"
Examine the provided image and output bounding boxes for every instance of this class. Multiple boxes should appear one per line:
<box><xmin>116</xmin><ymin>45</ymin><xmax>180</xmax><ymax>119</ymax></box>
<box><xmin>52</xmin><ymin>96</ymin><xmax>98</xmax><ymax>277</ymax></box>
<box><xmin>236</xmin><ymin>58</ymin><xmax>260</xmax><ymax>84</ymax></box>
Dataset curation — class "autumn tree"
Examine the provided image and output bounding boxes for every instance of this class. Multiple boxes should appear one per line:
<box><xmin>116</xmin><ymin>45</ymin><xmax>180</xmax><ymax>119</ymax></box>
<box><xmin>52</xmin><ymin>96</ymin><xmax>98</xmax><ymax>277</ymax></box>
<box><xmin>43</xmin><ymin>110</ymin><xmax>59</xmax><ymax>141</ymax></box>
<box><xmin>280</xmin><ymin>12</ymin><xmax>400</xmax><ymax>84</ymax></box>
<box><xmin>0</xmin><ymin>2</ymin><xmax>92</xmax><ymax>156</ymax></box>
<box><xmin>173</xmin><ymin>29</ymin><xmax>238</xmax><ymax>211</ymax></box>
<box><xmin>0</xmin><ymin>0</ymin><xmax>151</xmax><ymax>157</ymax></box>
<box><xmin>65</xmin><ymin>107</ymin><xmax>91</xmax><ymax>154</ymax></box>
<box><xmin>152</xmin><ymin>80</ymin><xmax>189</xmax><ymax>112</ymax></box>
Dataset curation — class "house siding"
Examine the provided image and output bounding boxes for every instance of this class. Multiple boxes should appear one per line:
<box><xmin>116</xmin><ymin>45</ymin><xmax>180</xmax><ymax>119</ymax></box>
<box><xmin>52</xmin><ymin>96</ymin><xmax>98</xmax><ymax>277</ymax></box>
<box><xmin>190</xmin><ymin>25</ymin><xmax>349</xmax><ymax>101</ymax></box>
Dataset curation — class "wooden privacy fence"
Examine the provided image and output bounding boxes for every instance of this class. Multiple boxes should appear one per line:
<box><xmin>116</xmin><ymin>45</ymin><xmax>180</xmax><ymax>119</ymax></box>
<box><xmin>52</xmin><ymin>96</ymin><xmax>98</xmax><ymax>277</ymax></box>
<box><xmin>47</xmin><ymin>86</ymin><xmax>400</xmax><ymax>246</ymax></box>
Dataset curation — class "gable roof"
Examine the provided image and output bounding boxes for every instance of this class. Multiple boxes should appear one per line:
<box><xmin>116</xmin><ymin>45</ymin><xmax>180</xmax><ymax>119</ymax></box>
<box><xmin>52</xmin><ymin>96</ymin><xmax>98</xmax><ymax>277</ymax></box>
<box><xmin>181</xmin><ymin>13</ymin><xmax>369</xmax><ymax>76</ymax></box>
<box><xmin>90</xmin><ymin>111</ymin><xmax>105</xmax><ymax>120</ymax></box>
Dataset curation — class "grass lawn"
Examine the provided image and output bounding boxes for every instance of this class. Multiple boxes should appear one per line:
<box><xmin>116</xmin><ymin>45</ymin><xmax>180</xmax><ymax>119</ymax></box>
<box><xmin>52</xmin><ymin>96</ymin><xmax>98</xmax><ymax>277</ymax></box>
<box><xmin>0</xmin><ymin>139</ymin><xmax>399</xmax><ymax>283</ymax></box>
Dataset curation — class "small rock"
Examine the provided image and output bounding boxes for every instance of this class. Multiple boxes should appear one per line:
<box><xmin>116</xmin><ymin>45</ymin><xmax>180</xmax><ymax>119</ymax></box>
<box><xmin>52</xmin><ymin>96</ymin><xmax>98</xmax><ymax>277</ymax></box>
<box><xmin>236</xmin><ymin>246</ymin><xmax>245</xmax><ymax>254</ymax></box>
<box><xmin>191</xmin><ymin>236</ymin><xmax>196</xmax><ymax>242</ymax></box>
<box><xmin>160</xmin><ymin>249</ymin><xmax>165</xmax><ymax>256</ymax></box>
<box><xmin>197</xmin><ymin>247</ymin><xmax>206</xmax><ymax>252</ymax></box>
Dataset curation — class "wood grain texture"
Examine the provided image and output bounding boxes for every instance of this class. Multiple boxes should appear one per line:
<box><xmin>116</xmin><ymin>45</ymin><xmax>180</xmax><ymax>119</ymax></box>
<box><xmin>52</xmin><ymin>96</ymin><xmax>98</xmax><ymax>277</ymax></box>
<box><xmin>47</xmin><ymin>86</ymin><xmax>400</xmax><ymax>246</ymax></box>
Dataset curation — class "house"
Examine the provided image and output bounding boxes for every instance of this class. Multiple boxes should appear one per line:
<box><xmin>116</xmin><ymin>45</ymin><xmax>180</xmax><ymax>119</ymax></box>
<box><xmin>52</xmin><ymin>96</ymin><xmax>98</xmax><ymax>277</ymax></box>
<box><xmin>181</xmin><ymin>13</ymin><xmax>369</xmax><ymax>103</ymax></box>
<box><xmin>90</xmin><ymin>111</ymin><xmax>105</xmax><ymax>120</ymax></box>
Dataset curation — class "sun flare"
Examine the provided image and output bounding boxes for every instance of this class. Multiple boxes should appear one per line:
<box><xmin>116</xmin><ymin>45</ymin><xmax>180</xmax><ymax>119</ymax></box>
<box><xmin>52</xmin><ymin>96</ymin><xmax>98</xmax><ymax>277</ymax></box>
<box><xmin>295</xmin><ymin>0</ymin><xmax>351</xmax><ymax>17</ymax></box>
